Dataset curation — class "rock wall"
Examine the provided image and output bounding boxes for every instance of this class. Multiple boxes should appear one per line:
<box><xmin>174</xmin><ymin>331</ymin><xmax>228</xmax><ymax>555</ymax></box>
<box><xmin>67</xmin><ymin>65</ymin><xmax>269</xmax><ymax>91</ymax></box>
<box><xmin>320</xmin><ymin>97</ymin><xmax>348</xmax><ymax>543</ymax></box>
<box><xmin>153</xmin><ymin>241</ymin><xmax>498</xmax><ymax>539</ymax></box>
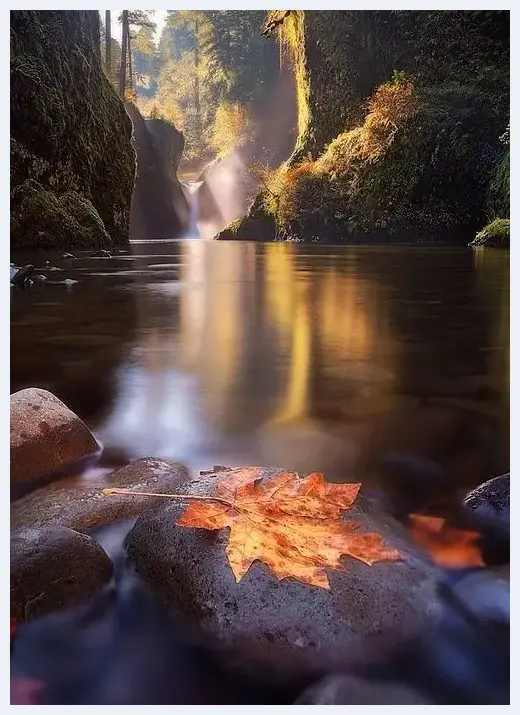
<box><xmin>10</xmin><ymin>11</ymin><xmax>135</xmax><ymax>250</ymax></box>
<box><xmin>126</xmin><ymin>103</ymin><xmax>190</xmax><ymax>240</ymax></box>
<box><xmin>221</xmin><ymin>10</ymin><xmax>509</xmax><ymax>241</ymax></box>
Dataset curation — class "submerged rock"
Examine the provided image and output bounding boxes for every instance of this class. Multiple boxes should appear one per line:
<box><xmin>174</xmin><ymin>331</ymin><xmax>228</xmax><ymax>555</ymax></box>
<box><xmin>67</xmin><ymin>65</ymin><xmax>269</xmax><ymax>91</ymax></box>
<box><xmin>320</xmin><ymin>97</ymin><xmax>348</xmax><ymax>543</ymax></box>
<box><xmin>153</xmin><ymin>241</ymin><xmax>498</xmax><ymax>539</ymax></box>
<box><xmin>90</xmin><ymin>249</ymin><xmax>111</xmax><ymax>258</ymax></box>
<box><xmin>295</xmin><ymin>674</ymin><xmax>431</xmax><ymax>704</ymax></box>
<box><xmin>11</xmin><ymin>458</ymin><xmax>190</xmax><ymax>533</ymax></box>
<box><xmin>126</xmin><ymin>467</ymin><xmax>442</xmax><ymax>688</ymax></box>
<box><xmin>11</xmin><ymin>525</ymin><xmax>112</xmax><ymax>623</ymax></box>
<box><xmin>10</xmin><ymin>264</ymin><xmax>34</xmax><ymax>286</ymax></box>
<box><xmin>61</xmin><ymin>253</ymin><xmax>76</xmax><ymax>260</ymax></box>
<box><xmin>10</xmin><ymin>388</ymin><xmax>99</xmax><ymax>484</ymax></box>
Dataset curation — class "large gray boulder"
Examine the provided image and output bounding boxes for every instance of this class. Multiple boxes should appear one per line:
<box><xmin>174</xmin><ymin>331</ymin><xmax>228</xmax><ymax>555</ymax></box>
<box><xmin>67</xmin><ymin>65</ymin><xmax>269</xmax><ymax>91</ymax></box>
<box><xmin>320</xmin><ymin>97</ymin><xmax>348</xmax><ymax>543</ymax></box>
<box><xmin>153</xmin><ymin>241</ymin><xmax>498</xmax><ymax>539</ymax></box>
<box><xmin>10</xmin><ymin>388</ymin><xmax>99</xmax><ymax>484</ymax></box>
<box><xmin>126</xmin><ymin>467</ymin><xmax>443</xmax><ymax>689</ymax></box>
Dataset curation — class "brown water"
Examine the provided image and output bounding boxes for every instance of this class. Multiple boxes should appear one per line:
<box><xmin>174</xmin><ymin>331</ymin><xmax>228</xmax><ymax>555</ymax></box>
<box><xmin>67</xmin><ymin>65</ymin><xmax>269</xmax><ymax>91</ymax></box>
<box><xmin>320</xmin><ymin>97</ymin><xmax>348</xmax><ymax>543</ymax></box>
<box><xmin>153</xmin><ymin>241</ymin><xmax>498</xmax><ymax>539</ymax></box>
<box><xmin>10</xmin><ymin>241</ymin><xmax>509</xmax><ymax>498</ymax></box>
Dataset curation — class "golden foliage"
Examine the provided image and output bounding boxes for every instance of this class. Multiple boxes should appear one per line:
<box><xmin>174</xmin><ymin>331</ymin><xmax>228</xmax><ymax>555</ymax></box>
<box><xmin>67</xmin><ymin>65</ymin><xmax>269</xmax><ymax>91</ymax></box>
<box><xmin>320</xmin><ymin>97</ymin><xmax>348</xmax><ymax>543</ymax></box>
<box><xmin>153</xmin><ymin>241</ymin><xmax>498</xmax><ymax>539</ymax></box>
<box><xmin>135</xmin><ymin>96</ymin><xmax>184</xmax><ymax>129</ymax></box>
<box><xmin>124</xmin><ymin>88</ymin><xmax>137</xmax><ymax>103</ymax></box>
<box><xmin>177</xmin><ymin>467</ymin><xmax>401</xmax><ymax>589</ymax></box>
<box><xmin>258</xmin><ymin>77</ymin><xmax>419</xmax><ymax>226</ymax></box>
<box><xmin>317</xmin><ymin>78</ymin><xmax>418</xmax><ymax>175</ymax></box>
<box><xmin>210</xmin><ymin>102</ymin><xmax>251</xmax><ymax>157</ymax></box>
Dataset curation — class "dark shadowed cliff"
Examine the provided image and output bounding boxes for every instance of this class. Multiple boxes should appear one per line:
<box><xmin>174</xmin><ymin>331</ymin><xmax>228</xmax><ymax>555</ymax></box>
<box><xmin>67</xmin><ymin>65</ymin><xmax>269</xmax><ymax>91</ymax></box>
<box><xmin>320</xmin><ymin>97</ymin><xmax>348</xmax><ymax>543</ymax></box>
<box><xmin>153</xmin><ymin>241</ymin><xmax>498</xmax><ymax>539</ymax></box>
<box><xmin>10</xmin><ymin>10</ymin><xmax>135</xmax><ymax>250</ymax></box>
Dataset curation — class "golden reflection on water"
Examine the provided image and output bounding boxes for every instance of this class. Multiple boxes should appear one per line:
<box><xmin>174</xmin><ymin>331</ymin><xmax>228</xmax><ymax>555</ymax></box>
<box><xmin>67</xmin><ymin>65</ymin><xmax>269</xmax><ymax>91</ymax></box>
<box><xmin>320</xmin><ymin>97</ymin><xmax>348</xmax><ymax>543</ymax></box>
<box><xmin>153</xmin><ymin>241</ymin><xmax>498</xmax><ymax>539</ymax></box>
<box><xmin>10</xmin><ymin>241</ymin><xmax>510</xmax><ymax>483</ymax></box>
<box><xmin>178</xmin><ymin>241</ymin><xmax>399</xmax><ymax>430</ymax></box>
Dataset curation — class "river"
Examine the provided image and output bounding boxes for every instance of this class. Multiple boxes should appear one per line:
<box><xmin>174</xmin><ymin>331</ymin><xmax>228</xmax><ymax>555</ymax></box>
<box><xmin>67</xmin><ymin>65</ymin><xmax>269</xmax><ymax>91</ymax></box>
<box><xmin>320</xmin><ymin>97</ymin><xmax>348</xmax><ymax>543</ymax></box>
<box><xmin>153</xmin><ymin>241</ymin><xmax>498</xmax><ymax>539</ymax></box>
<box><xmin>10</xmin><ymin>241</ymin><xmax>509</xmax><ymax>500</ymax></box>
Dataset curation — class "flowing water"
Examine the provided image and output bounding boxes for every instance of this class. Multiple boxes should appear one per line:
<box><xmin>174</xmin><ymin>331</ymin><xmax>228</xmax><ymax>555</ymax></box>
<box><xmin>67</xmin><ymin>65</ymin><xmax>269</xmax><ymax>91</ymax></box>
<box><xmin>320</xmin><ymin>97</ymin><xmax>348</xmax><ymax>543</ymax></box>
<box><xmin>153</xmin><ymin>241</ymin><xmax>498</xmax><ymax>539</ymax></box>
<box><xmin>10</xmin><ymin>240</ymin><xmax>510</xmax><ymax>703</ymax></box>
<box><xmin>11</xmin><ymin>241</ymin><xmax>509</xmax><ymax>491</ymax></box>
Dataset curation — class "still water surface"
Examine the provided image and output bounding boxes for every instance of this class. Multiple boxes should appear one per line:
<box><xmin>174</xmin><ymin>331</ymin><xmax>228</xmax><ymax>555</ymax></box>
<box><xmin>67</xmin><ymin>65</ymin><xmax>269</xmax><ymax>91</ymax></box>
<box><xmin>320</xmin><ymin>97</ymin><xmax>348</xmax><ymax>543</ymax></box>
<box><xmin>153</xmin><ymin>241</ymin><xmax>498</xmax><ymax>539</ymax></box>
<box><xmin>10</xmin><ymin>241</ymin><xmax>509</xmax><ymax>497</ymax></box>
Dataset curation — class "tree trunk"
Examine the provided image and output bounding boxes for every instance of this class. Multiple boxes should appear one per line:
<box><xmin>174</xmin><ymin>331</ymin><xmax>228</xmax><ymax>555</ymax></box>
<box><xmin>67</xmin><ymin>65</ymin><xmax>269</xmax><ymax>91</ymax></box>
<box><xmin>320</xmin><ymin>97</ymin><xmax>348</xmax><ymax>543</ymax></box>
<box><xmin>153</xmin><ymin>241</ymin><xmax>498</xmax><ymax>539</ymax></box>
<box><xmin>194</xmin><ymin>17</ymin><xmax>201</xmax><ymax>143</ymax></box>
<box><xmin>105</xmin><ymin>10</ymin><xmax>111</xmax><ymax>79</ymax></box>
<box><xmin>119</xmin><ymin>10</ymin><xmax>128</xmax><ymax>98</ymax></box>
<box><xmin>127</xmin><ymin>24</ymin><xmax>133</xmax><ymax>90</ymax></box>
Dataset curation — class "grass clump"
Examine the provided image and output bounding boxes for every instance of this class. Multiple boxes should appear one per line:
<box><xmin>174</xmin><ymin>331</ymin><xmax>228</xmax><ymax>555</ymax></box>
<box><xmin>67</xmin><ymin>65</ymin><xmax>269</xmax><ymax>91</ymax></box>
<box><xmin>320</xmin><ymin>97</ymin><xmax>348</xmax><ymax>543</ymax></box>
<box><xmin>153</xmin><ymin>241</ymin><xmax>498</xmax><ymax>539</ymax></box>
<box><xmin>470</xmin><ymin>218</ymin><xmax>510</xmax><ymax>247</ymax></box>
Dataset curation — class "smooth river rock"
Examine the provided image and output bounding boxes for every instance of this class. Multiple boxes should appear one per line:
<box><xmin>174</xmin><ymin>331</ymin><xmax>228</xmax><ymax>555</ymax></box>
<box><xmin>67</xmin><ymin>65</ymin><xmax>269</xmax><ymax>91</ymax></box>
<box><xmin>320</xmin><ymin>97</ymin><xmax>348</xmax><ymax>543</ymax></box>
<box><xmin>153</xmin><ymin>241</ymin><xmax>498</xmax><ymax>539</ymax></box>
<box><xmin>10</xmin><ymin>388</ymin><xmax>99</xmax><ymax>484</ymax></box>
<box><xmin>463</xmin><ymin>473</ymin><xmax>510</xmax><ymax>527</ymax></box>
<box><xmin>11</xmin><ymin>525</ymin><xmax>112</xmax><ymax>623</ymax></box>
<box><xmin>126</xmin><ymin>467</ymin><xmax>442</xmax><ymax>688</ymax></box>
<box><xmin>10</xmin><ymin>264</ymin><xmax>34</xmax><ymax>286</ymax></box>
<box><xmin>11</xmin><ymin>458</ymin><xmax>190</xmax><ymax>533</ymax></box>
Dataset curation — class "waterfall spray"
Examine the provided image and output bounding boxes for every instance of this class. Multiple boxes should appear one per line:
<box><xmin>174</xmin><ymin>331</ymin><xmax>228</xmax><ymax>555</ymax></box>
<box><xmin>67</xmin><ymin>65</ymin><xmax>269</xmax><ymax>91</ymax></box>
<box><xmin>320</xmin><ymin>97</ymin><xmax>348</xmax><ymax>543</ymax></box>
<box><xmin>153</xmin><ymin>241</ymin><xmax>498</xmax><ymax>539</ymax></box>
<box><xmin>183</xmin><ymin>182</ymin><xmax>202</xmax><ymax>238</ymax></box>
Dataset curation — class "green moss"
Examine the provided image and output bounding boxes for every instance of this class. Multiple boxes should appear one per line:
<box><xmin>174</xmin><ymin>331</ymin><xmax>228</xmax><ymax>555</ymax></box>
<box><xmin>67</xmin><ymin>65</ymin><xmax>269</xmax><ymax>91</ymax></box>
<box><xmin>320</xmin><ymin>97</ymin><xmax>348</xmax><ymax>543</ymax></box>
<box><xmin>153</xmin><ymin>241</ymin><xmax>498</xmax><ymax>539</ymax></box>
<box><xmin>470</xmin><ymin>218</ymin><xmax>510</xmax><ymax>247</ymax></box>
<box><xmin>488</xmin><ymin>150</ymin><xmax>510</xmax><ymax>218</ymax></box>
<box><xmin>11</xmin><ymin>180</ymin><xmax>111</xmax><ymax>249</ymax></box>
<box><xmin>238</xmin><ymin>11</ymin><xmax>509</xmax><ymax>242</ymax></box>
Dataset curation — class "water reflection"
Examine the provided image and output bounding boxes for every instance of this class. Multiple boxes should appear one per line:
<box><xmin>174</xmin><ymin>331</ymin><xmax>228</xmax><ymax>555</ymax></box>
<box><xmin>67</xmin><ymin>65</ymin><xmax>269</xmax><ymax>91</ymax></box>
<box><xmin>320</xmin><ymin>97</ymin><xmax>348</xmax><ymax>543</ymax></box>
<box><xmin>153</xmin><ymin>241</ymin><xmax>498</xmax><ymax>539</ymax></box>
<box><xmin>10</xmin><ymin>242</ymin><xmax>509</xmax><ymax>494</ymax></box>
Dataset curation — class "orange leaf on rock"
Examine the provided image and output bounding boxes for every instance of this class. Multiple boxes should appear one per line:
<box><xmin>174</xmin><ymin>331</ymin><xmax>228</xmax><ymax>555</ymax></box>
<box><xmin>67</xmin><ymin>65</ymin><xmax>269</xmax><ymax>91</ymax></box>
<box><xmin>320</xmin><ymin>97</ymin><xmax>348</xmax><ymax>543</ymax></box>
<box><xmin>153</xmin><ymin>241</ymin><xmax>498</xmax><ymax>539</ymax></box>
<box><xmin>177</xmin><ymin>468</ymin><xmax>401</xmax><ymax>589</ymax></box>
<box><xmin>408</xmin><ymin>514</ymin><xmax>484</xmax><ymax>568</ymax></box>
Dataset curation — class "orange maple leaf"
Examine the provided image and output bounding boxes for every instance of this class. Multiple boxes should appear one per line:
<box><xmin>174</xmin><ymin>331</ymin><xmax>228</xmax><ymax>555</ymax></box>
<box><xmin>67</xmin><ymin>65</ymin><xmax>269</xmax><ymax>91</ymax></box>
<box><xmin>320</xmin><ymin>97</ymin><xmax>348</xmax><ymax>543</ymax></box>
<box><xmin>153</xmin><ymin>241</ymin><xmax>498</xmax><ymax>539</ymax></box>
<box><xmin>176</xmin><ymin>468</ymin><xmax>402</xmax><ymax>589</ymax></box>
<box><xmin>408</xmin><ymin>514</ymin><xmax>484</xmax><ymax>568</ymax></box>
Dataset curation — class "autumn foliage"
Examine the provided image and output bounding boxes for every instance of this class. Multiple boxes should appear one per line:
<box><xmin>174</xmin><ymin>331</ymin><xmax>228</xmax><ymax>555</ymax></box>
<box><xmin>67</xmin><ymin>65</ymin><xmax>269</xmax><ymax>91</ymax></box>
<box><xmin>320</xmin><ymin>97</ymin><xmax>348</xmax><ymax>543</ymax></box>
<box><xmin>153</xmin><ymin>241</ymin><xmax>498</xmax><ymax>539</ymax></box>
<box><xmin>408</xmin><ymin>514</ymin><xmax>484</xmax><ymax>569</ymax></box>
<box><xmin>177</xmin><ymin>468</ymin><xmax>401</xmax><ymax>589</ymax></box>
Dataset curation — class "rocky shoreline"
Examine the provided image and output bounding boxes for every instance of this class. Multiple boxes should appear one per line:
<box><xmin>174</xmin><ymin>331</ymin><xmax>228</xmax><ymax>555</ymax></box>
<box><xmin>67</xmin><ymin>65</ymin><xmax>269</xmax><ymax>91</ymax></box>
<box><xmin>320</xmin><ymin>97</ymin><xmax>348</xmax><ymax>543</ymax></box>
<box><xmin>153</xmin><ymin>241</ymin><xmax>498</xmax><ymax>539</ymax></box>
<box><xmin>10</xmin><ymin>388</ymin><xmax>510</xmax><ymax>704</ymax></box>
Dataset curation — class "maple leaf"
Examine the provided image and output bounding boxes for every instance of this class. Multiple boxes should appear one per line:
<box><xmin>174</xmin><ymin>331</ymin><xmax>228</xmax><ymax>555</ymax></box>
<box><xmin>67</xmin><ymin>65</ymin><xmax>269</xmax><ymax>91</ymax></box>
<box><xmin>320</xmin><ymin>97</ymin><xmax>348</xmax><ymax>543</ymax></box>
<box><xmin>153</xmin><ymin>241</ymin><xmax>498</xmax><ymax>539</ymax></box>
<box><xmin>176</xmin><ymin>468</ymin><xmax>402</xmax><ymax>589</ymax></box>
<box><xmin>408</xmin><ymin>514</ymin><xmax>484</xmax><ymax>568</ymax></box>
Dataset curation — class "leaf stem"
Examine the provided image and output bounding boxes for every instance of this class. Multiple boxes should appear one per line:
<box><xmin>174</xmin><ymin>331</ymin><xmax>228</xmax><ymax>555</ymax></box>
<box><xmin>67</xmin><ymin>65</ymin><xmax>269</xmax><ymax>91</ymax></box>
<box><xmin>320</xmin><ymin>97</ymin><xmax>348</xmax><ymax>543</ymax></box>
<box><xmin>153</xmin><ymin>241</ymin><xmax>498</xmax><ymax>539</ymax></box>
<box><xmin>103</xmin><ymin>488</ymin><xmax>233</xmax><ymax>507</ymax></box>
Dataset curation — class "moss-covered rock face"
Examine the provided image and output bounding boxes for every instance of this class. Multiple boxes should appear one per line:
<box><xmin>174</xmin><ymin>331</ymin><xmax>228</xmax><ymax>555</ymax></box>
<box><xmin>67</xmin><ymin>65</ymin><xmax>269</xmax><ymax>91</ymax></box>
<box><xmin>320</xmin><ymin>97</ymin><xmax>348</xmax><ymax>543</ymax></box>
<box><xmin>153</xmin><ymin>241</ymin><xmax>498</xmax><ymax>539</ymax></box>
<box><xmin>470</xmin><ymin>218</ymin><xmax>510</xmax><ymax>247</ymax></box>
<box><xmin>224</xmin><ymin>10</ymin><xmax>509</xmax><ymax>242</ymax></box>
<box><xmin>11</xmin><ymin>11</ymin><xmax>135</xmax><ymax>250</ymax></box>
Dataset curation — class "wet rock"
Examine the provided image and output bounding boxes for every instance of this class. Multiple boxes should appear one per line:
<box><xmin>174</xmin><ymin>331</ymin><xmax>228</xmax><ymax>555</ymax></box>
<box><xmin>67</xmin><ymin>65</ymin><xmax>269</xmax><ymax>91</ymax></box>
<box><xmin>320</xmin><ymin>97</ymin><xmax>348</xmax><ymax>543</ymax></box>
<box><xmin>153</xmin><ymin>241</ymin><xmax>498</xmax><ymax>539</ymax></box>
<box><xmin>295</xmin><ymin>674</ymin><xmax>431</xmax><ymax>704</ymax></box>
<box><xmin>463</xmin><ymin>473</ymin><xmax>510</xmax><ymax>527</ymax></box>
<box><xmin>91</xmin><ymin>249</ymin><xmax>111</xmax><ymax>258</ymax></box>
<box><xmin>31</xmin><ymin>274</ymin><xmax>47</xmax><ymax>282</ymax></box>
<box><xmin>449</xmin><ymin>565</ymin><xmax>509</xmax><ymax>626</ymax></box>
<box><xmin>61</xmin><ymin>252</ymin><xmax>76</xmax><ymax>260</ymax></box>
<box><xmin>11</xmin><ymin>458</ymin><xmax>190</xmax><ymax>533</ymax></box>
<box><xmin>10</xmin><ymin>388</ymin><xmax>99</xmax><ymax>484</ymax></box>
<box><xmin>11</xmin><ymin>264</ymin><xmax>34</xmax><ymax>286</ymax></box>
<box><xmin>126</xmin><ymin>467</ymin><xmax>442</xmax><ymax>688</ymax></box>
<box><xmin>11</xmin><ymin>525</ymin><xmax>112</xmax><ymax>623</ymax></box>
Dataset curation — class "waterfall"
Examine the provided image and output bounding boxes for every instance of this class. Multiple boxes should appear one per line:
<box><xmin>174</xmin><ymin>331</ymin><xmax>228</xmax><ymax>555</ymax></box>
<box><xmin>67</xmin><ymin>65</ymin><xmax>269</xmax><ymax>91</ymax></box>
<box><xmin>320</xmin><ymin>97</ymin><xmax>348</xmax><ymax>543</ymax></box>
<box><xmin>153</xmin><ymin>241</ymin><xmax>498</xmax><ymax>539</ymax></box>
<box><xmin>182</xmin><ymin>181</ymin><xmax>202</xmax><ymax>238</ymax></box>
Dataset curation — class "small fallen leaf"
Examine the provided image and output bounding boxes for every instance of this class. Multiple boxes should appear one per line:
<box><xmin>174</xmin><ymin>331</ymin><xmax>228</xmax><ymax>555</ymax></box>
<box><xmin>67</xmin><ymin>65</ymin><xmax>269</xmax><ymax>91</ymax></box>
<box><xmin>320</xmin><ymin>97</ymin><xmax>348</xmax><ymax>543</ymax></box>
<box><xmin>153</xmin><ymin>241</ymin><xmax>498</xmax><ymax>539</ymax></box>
<box><xmin>408</xmin><ymin>514</ymin><xmax>484</xmax><ymax>568</ymax></box>
<box><xmin>177</xmin><ymin>468</ymin><xmax>401</xmax><ymax>589</ymax></box>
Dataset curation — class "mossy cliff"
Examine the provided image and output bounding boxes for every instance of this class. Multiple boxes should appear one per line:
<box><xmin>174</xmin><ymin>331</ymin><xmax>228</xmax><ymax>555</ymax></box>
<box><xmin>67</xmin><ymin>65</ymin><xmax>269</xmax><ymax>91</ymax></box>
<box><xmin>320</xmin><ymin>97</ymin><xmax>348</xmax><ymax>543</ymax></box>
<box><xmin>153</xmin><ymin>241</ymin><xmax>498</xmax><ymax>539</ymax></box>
<box><xmin>11</xmin><ymin>11</ymin><xmax>135</xmax><ymax>250</ymax></box>
<box><xmin>220</xmin><ymin>10</ymin><xmax>509</xmax><ymax>242</ymax></box>
<box><xmin>470</xmin><ymin>125</ymin><xmax>509</xmax><ymax>247</ymax></box>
